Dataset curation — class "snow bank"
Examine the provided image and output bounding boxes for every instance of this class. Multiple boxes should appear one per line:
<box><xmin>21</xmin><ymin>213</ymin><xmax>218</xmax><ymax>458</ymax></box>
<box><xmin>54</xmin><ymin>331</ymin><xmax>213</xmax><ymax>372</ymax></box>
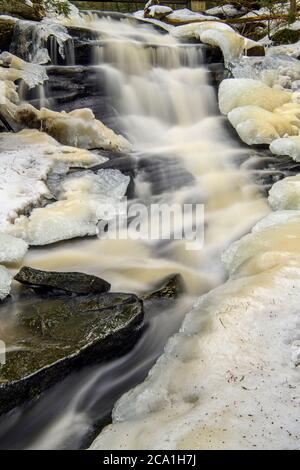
<box><xmin>269</xmin><ymin>175</ymin><xmax>300</xmax><ymax>211</ymax></box>
<box><xmin>14</xmin><ymin>104</ymin><xmax>131</xmax><ymax>151</ymax></box>
<box><xmin>5</xmin><ymin>170</ymin><xmax>130</xmax><ymax>246</ymax></box>
<box><xmin>270</xmin><ymin>136</ymin><xmax>300</xmax><ymax>162</ymax></box>
<box><xmin>0</xmin><ymin>234</ymin><xmax>28</xmax><ymax>264</ymax></box>
<box><xmin>0</xmin><ymin>266</ymin><xmax>12</xmax><ymax>300</ymax></box>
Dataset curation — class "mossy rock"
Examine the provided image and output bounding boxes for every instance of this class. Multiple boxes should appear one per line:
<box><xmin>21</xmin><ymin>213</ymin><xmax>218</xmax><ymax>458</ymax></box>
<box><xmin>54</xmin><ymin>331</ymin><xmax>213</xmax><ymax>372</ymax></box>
<box><xmin>271</xmin><ymin>28</ymin><xmax>300</xmax><ymax>46</ymax></box>
<box><xmin>0</xmin><ymin>18</ymin><xmax>15</xmax><ymax>52</ymax></box>
<box><xmin>0</xmin><ymin>292</ymin><xmax>144</xmax><ymax>415</ymax></box>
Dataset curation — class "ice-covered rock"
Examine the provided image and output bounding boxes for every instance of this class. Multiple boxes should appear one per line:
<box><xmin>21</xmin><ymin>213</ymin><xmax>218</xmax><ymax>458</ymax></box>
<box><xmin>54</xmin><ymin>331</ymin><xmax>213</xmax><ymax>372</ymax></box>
<box><xmin>0</xmin><ymin>79</ymin><xmax>18</xmax><ymax>105</ymax></box>
<box><xmin>270</xmin><ymin>136</ymin><xmax>300</xmax><ymax>162</ymax></box>
<box><xmin>0</xmin><ymin>52</ymin><xmax>48</xmax><ymax>88</ymax></box>
<box><xmin>0</xmin><ymin>266</ymin><xmax>12</xmax><ymax>300</ymax></box>
<box><xmin>5</xmin><ymin>170</ymin><xmax>130</xmax><ymax>245</ymax></box>
<box><xmin>14</xmin><ymin>104</ymin><xmax>131</xmax><ymax>151</ymax></box>
<box><xmin>269</xmin><ymin>175</ymin><xmax>300</xmax><ymax>211</ymax></box>
<box><xmin>219</xmin><ymin>79</ymin><xmax>291</xmax><ymax>115</ymax></box>
<box><xmin>0</xmin><ymin>233</ymin><xmax>28</xmax><ymax>264</ymax></box>
<box><xmin>205</xmin><ymin>4</ymin><xmax>242</xmax><ymax>18</ymax></box>
<box><xmin>170</xmin><ymin>21</ymin><xmax>234</xmax><ymax>41</ymax></box>
<box><xmin>227</xmin><ymin>105</ymin><xmax>300</xmax><ymax>145</ymax></box>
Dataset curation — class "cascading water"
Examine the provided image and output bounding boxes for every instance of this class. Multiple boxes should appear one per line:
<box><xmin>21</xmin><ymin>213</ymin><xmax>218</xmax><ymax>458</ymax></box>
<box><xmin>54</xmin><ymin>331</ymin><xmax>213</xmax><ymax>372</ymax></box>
<box><xmin>0</xmin><ymin>13</ymin><xmax>270</xmax><ymax>449</ymax></box>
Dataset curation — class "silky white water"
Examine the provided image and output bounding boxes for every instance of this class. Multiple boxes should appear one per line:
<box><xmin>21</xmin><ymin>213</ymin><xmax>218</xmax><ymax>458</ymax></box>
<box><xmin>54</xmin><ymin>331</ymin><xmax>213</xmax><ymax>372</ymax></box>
<box><xmin>0</xmin><ymin>15</ymin><xmax>272</xmax><ymax>449</ymax></box>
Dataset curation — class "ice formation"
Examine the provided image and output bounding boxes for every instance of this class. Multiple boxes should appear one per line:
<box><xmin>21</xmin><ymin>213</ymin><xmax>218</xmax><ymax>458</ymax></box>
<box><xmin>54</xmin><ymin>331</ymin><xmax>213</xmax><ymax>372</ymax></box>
<box><xmin>0</xmin><ymin>266</ymin><xmax>12</xmax><ymax>300</ymax></box>
<box><xmin>166</xmin><ymin>8</ymin><xmax>218</xmax><ymax>23</ymax></box>
<box><xmin>5</xmin><ymin>170</ymin><xmax>130</xmax><ymax>246</ymax></box>
<box><xmin>200</xmin><ymin>30</ymin><xmax>245</xmax><ymax>63</ymax></box>
<box><xmin>227</xmin><ymin>105</ymin><xmax>300</xmax><ymax>145</ymax></box>
<box><xmin>170</xmin><ymin>21</ymin><xmax>234</xmax><ymax>40</ymax></box>
<box><xmin>270</xmin><ymin>137</ymin><xmax>300</xmax><ymax>162</ymax></box>
<box><xmin>205</xmin><ymin>4</ymin><xmax>242</xmax><ymax>18</ymax></box>
<box><xmin>219</xmin><ymin>79</ymin><xmax>291</xmax><ymax>115</ymax></box>
<box><xmin>14</xmin><ymin>104</ymin><xmax>131</xmax><ymax>151</ymax></box>
<box><xmin>0</xmin><ymin>129</ymin><xmax>107</xmax><ymax>230</ymax></box>
<box><xmin>0</xmin><ymin>234</ymin><xmax>28</xmax><ymax>264</ymax></box>
<box><xmin>269</xmin><ymin>175</ymin><xmax>300</xmax><ymax>211</ymax></box>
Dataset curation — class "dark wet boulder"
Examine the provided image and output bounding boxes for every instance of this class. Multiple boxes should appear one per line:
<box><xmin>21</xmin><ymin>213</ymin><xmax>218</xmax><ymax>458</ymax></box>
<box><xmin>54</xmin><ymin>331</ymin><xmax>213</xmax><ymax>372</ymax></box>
<box><xmin>0</xmin><ymin>0</ymin><xmax>45</xmax><ymax>21</ymax></box>
<box><xmin>142</xmin><ymin>273</ymin><xmax>185</xmax><ymax>302</ymax></box>
<box><xmin>0</xmin><ymin>292</ymin><xmax>144</xmax><ymax>415</ymax></box>
<box><xmin>14</xmin><ymin>267</ymin><xmax>111</xmax><ymax>295</ymax></box>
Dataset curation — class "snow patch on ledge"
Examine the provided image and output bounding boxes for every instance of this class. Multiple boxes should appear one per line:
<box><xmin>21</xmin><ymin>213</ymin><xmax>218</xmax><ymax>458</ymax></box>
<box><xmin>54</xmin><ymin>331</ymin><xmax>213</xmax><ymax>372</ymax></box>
<box><xmin>0</xmin><ymin>266</ymin><xmax>12</xmax><ymax>300</ymax></box>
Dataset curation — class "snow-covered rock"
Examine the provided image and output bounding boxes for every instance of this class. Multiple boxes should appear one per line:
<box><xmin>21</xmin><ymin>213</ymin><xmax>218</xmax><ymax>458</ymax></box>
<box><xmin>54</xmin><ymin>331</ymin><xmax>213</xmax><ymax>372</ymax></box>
<box><xmin>166</xmin><ymin>8</ymin><xmax>218</xmax><ymax>23</ymax></box>
<box><xmin>91</xmin><ymin>211</ymin><xmax>300</xmax><ymax>448</ymax></box>
<box><xmin>0</xmin><ymin>266</ymin><xmax>12</xmax><ymax>300</ymax></box>
<box><xmin>0</xmin><ymin>234</ymin><xmax>28</xmax><ymax>264</ymax></box>
<box><xmin>205</xmin><ymin>4</ymin><xmax>242</xmax><ymax>18</ymax></box>
<box><xmin>145</xmin><ymin>5</ymin><xmax>173</xmax><ymax>20</ymax></box>
<box><xmin>200</xmin><ymin>29</ymin><xmax>245</xmax><ymax>63</ymax></box>
<box><xmin>170</xmin><ymin>21</ymin><xmax>234</xmax><ymax>41</ymax></box>
<box><xmin>270</xmin><ymin>136</ymin><xmax>300</xmax><ymax>162</ymax></box>
<box><xmin>5</xmin><ymin>170</ymin><xmax>130</xmax><ymax>246</ymax></box>
<box><xmin>0</xmin><ymin>51</ymin><xmax>48</xmax><ymax>88</ymax></box>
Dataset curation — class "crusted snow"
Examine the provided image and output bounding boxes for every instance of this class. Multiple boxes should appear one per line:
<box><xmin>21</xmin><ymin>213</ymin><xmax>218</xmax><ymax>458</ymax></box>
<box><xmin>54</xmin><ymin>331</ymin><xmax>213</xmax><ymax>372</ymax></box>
<box><xmin>0</xmin><ymin>234</ymin><xmax>28</xmax><ymax>264</ymax></box>
<box><xmin>0</xmin><ymin>266</ymin><xmax>12</xmax><ymax>300</ymax></box>
<box><xmin>166</xmin><ymin>8</ymin><xmax>218</xmax><ymax>22</ymax></box>
<box><xmin>5</xmin><ymin>170</ymin><xmax>130</xmax><ymax>246</ymax></box>
<box><xmin>200</xmin><ymin>29</ymin><xmax>245</xmax><ymax>63</ymax></box>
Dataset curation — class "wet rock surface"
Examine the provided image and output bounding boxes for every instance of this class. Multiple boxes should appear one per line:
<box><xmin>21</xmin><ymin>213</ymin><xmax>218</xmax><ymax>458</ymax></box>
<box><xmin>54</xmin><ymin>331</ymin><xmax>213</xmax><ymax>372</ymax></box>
<box><xmin>0</xmin><ymin>18</ymin><xmax>15</xmax><ymax>53</ymax></box>
<box><xmin>0</xmin><ymin>290</ymin><xmax>144</xmax><ymax>416</ymax></box>
<box><xmin>14</xmin><ymin>267</ymin><xmax>111</xmax><ymax>296</ymax></box>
